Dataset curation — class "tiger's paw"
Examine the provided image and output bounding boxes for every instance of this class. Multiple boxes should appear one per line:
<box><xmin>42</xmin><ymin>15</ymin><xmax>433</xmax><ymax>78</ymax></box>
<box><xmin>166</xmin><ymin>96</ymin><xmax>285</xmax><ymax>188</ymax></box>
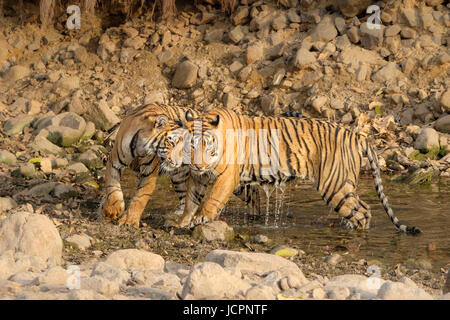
<box><xmin>118</xmin><ymin>212</ymin><xmax>140</xmax><ymax>228</ymax></box>
<box><xmin>190</xmin><ymin>216</ymin><xmax>212</xmax><ymax>228</ymax></box>
<box><xmin>349</xmin><ymin>211</ymin><xmax>370</xmax><ymax>231</ymax></box>
<box><xmin>102</xmin><ymin>193</ymin><xmax>125</xmax><ymax>221</ymax></box>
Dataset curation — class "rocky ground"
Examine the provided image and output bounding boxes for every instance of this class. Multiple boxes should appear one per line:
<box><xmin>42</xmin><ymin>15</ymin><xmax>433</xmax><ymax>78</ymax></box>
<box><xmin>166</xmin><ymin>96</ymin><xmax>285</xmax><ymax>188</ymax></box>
<box><xmin>0</xmin><ymin>0</ymin><xmax>449</xmax><ymax>299</ymax></box>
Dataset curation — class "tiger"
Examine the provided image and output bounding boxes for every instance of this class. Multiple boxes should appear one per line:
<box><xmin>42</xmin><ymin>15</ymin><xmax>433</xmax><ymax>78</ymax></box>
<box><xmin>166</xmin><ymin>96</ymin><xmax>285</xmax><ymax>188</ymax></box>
<box><xmin>158</xmin><ymin>108</ymin><xmax>420</xmax><ymax>234</ymax></box>
<box><xmin>100</xmin><ymin>104</ymin><xmax>260</xmax><ymax>228</ymax></box>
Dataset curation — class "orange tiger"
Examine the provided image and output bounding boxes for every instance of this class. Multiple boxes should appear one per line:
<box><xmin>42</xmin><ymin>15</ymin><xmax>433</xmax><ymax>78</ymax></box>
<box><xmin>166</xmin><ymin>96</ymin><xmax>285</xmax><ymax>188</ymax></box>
<box><xmin>159</xmin><ymin>108</ymin><xmax>420</xmax><ymax>234</ymax></box>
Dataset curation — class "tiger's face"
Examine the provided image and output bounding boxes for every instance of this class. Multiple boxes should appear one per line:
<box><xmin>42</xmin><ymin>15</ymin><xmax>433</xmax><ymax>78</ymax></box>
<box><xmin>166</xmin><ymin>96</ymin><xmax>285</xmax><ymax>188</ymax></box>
<box><xmin>185</xmin><ymin>110</ymin><xmax>222</xmax><ymax>173</ymax></box>
<box><xmin>158</xmin><ymin>125</ymin><xmax>189</xmax><ymax>171</ymax></box>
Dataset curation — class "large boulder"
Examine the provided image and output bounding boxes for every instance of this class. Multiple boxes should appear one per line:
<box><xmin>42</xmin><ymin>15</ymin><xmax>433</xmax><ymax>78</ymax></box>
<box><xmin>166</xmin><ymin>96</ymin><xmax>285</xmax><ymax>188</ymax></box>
<box><xmin>324</xmin><ymin>274</ymin><xmax>385</xmax><ymax>299</ymax></box>
<box><xmin>414</xmin><ymin>128</ymin><xmax>440</xmax><ymax>152</ymax></box>
<box><xmin>435</xmin><ymin>115</ymin><xmax>450</xmax><ymax>134</ymax></box>
<box><xmin>172</xmin><ymin>60</ymin><xmax>198</xmax><ymax>89</ymax></box>
<box><xmin>0</xmin><ymin>212</ymin><xmax>63</xmax><ymax>263</ymax></box>
<box><xmin>377</xmin><ymin>281</ymin><xmax>433</xmax><ymax>300</ymax></box>
<box><xmin>34</xmin><ymin>112</ymin><xmax>87</xmax><ymax>147</ymax></box>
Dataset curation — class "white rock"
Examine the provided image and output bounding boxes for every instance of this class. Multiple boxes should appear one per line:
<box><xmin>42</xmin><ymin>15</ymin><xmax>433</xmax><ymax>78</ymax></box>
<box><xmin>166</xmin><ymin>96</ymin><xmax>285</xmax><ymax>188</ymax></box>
<box><xmin>36</xmin><ymin>266</ymin><xmax>69</xmax><ymax>286</ymax></box>
<box><xmin>91</xmin><ymin>262</ymin><xmax>130</xmax><ymax>285</ymax></box>
<box><xmin>68</xmin><ymin>289</ymin><xmax>107</xmax><ymax>300</ymax></box>
<box><xmin>414</xmin><ymin>127</ymin><xmax>440</xmax><ymax>151</ymax></box>
<box><xmin>104</xmin><ymin>249</ymin><xmax>164</xmax><ymax>271</ymax></box>
<box><xmin>0</xmin><ymin>251</ymin><xmax>15</xmax><ymax>280</ymax></box>
<box><xmin>81</xmin><ymin>275</ymin><xmax>120</xmax><ymax>297</ymax></box>
<box><xmin>65</xmin><ymin>234</ymin><xmax>93</xmax><ymax>250</ymax></box>
<box><xmin>324</xmin><ymin>274</ymin><xmax>385</xmax><ymax>299</ymax></box>
<box><xmin>0</xmin><ymin>197</ymin><xmax>17</xmax><ymax>213</ymax></box>
<box><xmin>205</xmin><ymin>250</ymin><xmax>304</xmax><ymax>279</ymax></box>
<box><xmin>181</xmin><ymin>262</ymin><xmax>251</xmax><ymax>299</ymax></box>
<box><xmin>377</xmin><ymin>281</ymin><xmax>433</xmax><ymax>300</ymax></box>
<box><xmin>0</xmin><ymin>212</ymin><xmax>63</xmax><ymax>263</ymax></box>
<box><xmin>327</xmin><ymin>286</ymin><xmax>351</xmax><ymax>300</ymax></box>
<box><xmin>245</xmin><ymin>285</ymin><xmax>276</xmax><ymax>300</ymax></box>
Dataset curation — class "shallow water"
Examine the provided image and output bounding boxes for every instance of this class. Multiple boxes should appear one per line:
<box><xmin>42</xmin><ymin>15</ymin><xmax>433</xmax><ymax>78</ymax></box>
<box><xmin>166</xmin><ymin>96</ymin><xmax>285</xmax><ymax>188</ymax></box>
<box><xmin>122</xmin><ymin>170</ymin><xmax>450</xmax><ymax>271</ymax></box>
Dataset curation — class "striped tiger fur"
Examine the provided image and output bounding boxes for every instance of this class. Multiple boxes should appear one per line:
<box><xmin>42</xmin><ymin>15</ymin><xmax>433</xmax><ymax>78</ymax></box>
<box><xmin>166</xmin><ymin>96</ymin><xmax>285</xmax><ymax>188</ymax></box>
<box><xmin>159</xmin><ymin>108</ymin><xmax>420</xmax><ymax>234</ymax></box>
<box><xmin>100</xmin><ymin>104</ymin><xmax>260</xmax><ymax>227</ymax></box>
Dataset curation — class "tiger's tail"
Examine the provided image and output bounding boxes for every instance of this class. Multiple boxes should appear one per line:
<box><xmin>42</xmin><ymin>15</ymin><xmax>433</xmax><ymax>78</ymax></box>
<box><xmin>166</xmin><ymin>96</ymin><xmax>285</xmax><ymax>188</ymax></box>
<box><xmin>363</xmin><ymin>138</ymin><xmax>421</xmax><ymax>234</ymax></box>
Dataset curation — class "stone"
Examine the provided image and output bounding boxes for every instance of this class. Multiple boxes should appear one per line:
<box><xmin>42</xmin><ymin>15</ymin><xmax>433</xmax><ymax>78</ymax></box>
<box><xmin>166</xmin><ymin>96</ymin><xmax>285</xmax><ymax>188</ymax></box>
<box><xmin>347</xmin><ymin>26</ymin><xmax>360</xmax><ymax>43</ymax></box>
<box><xmin>231</xmin><ymin>6</ymin><xmax>249</xmax><ymax>25</ymax></box>
<box><xmin>204</xmin><ymin>29</ymin><xmax>224</xmax><ymax>43</ymax></box>
<box><xmin>444</xmin><ymin>270</ymin><xmax>450</xmax><ymax>294</ymax></box>
<box><xmin>35</xmin><ymin>112</ymin><xmax>86</xmax><ymax>135</ymax></box>
<box><xmin>16</xmin><ymin>163</ymin><xmax>36</xmax><ymax>178</ymax></box>
<box><xmin>192</xmin><ymin>221</ymin><xmax>234</xmax><ymax>242</ymax></box>
<box><xmin>81</xmin><ymin>122</ymin><xmax>96</xmax><ymax>140</ymax></box>
<box><xmin>252</xmin><ymin>234</ymin><xmax>269</xmax><ymax>244</ymax></box>
<box><xmin>401</xmin><ymin>8</ymin><xmax>420</xmax><ymax>27</ymax></box>
<box><xmin>440</xmin><ymin>89</ymin><xmax>450</xmax><ymax>112</ymax></box>
<box><xmin>91</xmin><ymin>262</ymin><xmax>130</xmax><ymax>285</ymax></box>
<box><xmin>359</xmin><ymin>22</ymin><xmax>384</xmax><ymax>50</ymax></box>
<box><xmin>377</xmin><ymin>281</ymin><xmax>433</xmax><ymax>300</ymax></box>
<box><xmin>323</xmin><ymin>254</ymin><xmax>342</xmax><ymax>265</ymax></box>
<box><xmin>0</xmin><ymin>252</ymin><xmax>16</xmax><ymax>280</ymax></box>
<box><xmin>127</xmin><ymin>286</ymin><xmax>175</xmax><ymax>299</ymax></box>
<box><xmin>82</xmin><ymin>275</ymin><xmax>120</xmax><ymax>297</ymax></box>
<box><xmin>0</xmin><ymin>212</ymin><xmax>62</xmax><ymax>263</ymax></box>
<box><xmin>311</xmin><ymin>287</ymin><xmax>327</xmax><ymax>299</ymax></box>
<box><xmin>325</xmin><ymin>274</ymin><xmax>384</xmax><ymax>299</ymax></box>
<box><xmin>287</xmin><ymin>9</ymin><xmax>301</xmax><ymax>23</ymax></box>
<box><xmin>9</xmin><ymin>271</ymin><xmax>39</xmax><ymax>285</ymax></box>
<box><xmin>172</xmin><ymin>60</ymin><xmax>198</xmax><ymax>89</ymax></box>
<box><xmin>181</xmin><ymin>262</ymin><xmax>251</xmax><ymax>299</ymax></box>
<box><xmin>223</xmin><ymin>93</ymin><xmax>239</xmax><ymax>109</ymax></box>
<box><xmin>311</xmin><ymin>16</ymin><xmax>338</xmax><ymax>42</ymax></box>
<box><xmin>78</xmin><ymin>150</ymin><xmax>103</xmax><ymax>169</ymax></box>
<box><xmin>3</xmin><ymin>115</ymin><xmax>34</xmax><ymax>135</ymax></box>
<box><xmin>65</xmin><ymin>234</ymin><xmax>93</xmax><ymax>250</ymax></box>
<box><xmin>104</xmin><ymin>249</ymin><xmax>164</xmax><ymax>271</ymax></box>
<box><xmin>337</xmin><ymin>0</ymin><xmax>372</xmax><ymax>17</ymax></box>
<box><xmin>30</xmin><ymin>130</ymin><xmax>64</xmax><ymax>156</ymax></box>
<box><xmin>54</xmin><ymin>76</ymin><xmax>80</xmax><ymax>93</ymax></box>
<box><xmin>4</xmin><ymin>65</ymin><xmax>30</xmax><ymax>82</ymax></box>
<box><xmin>37</xmin><ymin>266</ymin><xmax>69</xmax><ymax>287</ymax></box>
<box><xmin>0</xmin><ymin>197</ymin><xmax>17</xmax><ymax>213</ymax></box>
<box><xmin>372</xmin><ymin>62</ymin><xmax>403</xmax><ymax>83</ymax></box>
<box><xmin>260</xmin><ymin>93</ymin><xmax>279</xmax><ymax>115</ymax></box>
<box><xmin>229</xmin><ymin>26</ymin><xmax>244</xmax><ymax>44</ymax></box>
<box><xmin>385</xmin><ymin>25</ymin><xmax>401</xmax><ymax>37</ymax></box>
<box><xmin>53</xmin><ymin>184</ymin><xmax>76</xmax><ymax>198</ymax></box>
<box><xmin>401</xmin><ymin>27</ymin><xmax>417</xmax><ymax>39</ymax></box>
<box><xmin>311</xmin><ymin>96</ymin><xmax>328</xmax><ymax>114</ymax></box>
<box><xmin>0</xmin><ymin>150</ymin><xmax>16</xmax><ymax>165</ymax></box>
<box><xmin>414</xmin><ymin>128</ymin><xmax>440</xmax><ymax>152</ymax></box>
<box><xmin>68</xmin><ymin>289</ymin><xmax>106</xmax><ymax>300</ymax></box>
<box><xmin>25</xmin><ymin>182</ymin><xmax>57</xmax><ymax>197</ymax></box>
<box><xmin>46</xmin><ymin>126</ymin><xmax>84</xmax><ymax>147</ymax></box>
<box><xmin>327</xmin><ymin>286</ymin><xmax>351</xmax><ymax>300</ymax></box>
<box><xmin>272</xmin><ymin>14</ymin><xmax>287</xmax><ymax>31</ymax></box>
<box><xmin>293</xmin><ymin>49</ymin><xmax>316</xmax><ymax>68</ymax></box>
<box><xmin>85</xmin><ymin>100</ymin><xmax>120</xmax><ymax>131</ymax></box>
<box><xmin>245</xmin><ymin>285</ymin><xmax>276</xmax><ymax>300</ymax></box>
<box><xmin>246</xmin><ymin>43</ymin><xmax>264</xmax><ymax>65</ymax></box>
<box><xmin>229</xmin><ymin>60</ymin><xmax>244</xmax><ymax>73</ymax></box>
<box><xmin>435</xmin><ymin>115</ymin><xmax>450</xmax><ymax>134</ymax></box>
<box><xmin>66</xmin><ymin>162</ymin><xmax>89</xmax><ymax>173</ymax></box>
<box><xmin>205</xmin><ymin>250</ymin><xmax>303</xmax><ymax>278</ymax></box>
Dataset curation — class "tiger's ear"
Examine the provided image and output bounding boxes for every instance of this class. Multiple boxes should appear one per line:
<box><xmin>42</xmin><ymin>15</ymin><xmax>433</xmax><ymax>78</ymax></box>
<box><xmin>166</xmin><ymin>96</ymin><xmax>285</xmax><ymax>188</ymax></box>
<box><xmin>210</xmin><ymin>115</ymin><xmax>220</xmax><ymax>126</ymax></box>
<box><xmin>185</xmin><ymin>110</ymin><xmax>194</xmax><ymax>122</ymax></box>
<box><xmin>156</xmin><ymin>115</ymin><xmax>168</xmax><ymax>128</ymax></box>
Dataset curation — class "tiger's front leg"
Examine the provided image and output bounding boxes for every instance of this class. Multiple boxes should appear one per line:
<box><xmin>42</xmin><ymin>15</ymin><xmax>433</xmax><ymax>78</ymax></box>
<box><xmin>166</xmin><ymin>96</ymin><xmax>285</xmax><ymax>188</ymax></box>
<box><xmin>118</xmin><ymin>168</ymin><xmax>159</xmax><ymax>228</ymax></box>
<box><xmin>191</xmin><ymin>169</ymin><xmax>238</xmax><ymax>226</ymax></box>
<box><xmin>168</xmin><ymin>175</ymin><xmax>208</xmax><ymax>228</ymax></box>
<box><xmin>101</xmin><ymin>159</ymin><xmax>125</xmax><ymax>221</ymax></box>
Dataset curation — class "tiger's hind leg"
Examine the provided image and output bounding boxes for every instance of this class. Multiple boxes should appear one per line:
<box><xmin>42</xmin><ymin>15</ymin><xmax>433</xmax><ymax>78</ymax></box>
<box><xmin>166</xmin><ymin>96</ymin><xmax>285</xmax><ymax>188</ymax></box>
<box><xmin>322</xmin><ymin>184</ymin><xmax>372</xmax><ymax>230</ymax></box>
<box><xmin>118</xmin><ymin>165</ymin><xmax>159</xmax><ymax>228</ymax></box>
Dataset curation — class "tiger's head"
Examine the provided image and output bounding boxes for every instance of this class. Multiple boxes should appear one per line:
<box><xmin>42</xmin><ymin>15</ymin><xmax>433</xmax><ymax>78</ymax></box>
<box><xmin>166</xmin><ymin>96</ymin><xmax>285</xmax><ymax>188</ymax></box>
<box><xmin>184</xmin><ymin>109</ymin><xmax>223</xmax><ymax>174</ymax></box>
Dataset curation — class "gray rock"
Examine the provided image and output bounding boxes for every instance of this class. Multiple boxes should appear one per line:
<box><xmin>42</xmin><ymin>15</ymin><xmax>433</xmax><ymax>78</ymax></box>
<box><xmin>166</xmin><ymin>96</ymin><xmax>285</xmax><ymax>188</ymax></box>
<box><xmin>385</xmin><ymin>25</ymin><xmax>401</xmax><ymax>37</ymax></box>
<box><xmin>0</xmin><ymin>150</ymin><xmax>16</xmax><ymax>165</ymax></box>
<box><xmin>245</xmin><ymin>285</ymin><xmax>276</xmax><ymax>300</ymax></box>
<box><xmin>311</xmin><ymin>16</ymin><xmax>338</xmax><ymax>42</ymax></box>
<box><xmin>26</xmin><ymin>182</ymin><xmax>58</xmax><ymax>197</ymax></box>
<box><xmin>78</xmin><ymin>150</ymin><xmax>103</xmax><ymax>169</ymax></box>
<box><xmin>36</xmin><ymin>266</ymin><xmax>69</xmax><ymax>286</ymax></box>
<box><xmin>377</xmin><ymin>281</ymin><xmax>433</xmax><ymax>300</ymax></box>
<box><xmin>325</xmin><ymin>274</ymin><xmax>385</xmax><ymax>299</ymax></box>
<box><xmin>0</xmin><ymin>197</ymin><xmax>17</xmax><ymax>213</ymax></box>
<box><xmin>0</xmin><ymin>212</ymin><xmax>62</xmax><ymax>263</ymax></box>
<box><xmin>287</xmin><ymin>9</ymin><xmax>301</xmax><ymax>23</ymax></box>
<box><xmin>414</xmin><ymin>128</ymin><xmax>440</xmax><ymax>152</ymax></box>
<box><xmin>359</xmin><ymin>22</ymin><xmax>384</xmax><ymax>50</ymax></box>
<box><xmin>192</xmin><ymin>221</ymin><xmax>234</xmax><ymax>242</ymax></box>
<box><xmin>91</xmin><ymin>262</ymin><xmax>130</xmax><ymax>285</ymax></box>
<box><xmin>444</xmin><ymin>269</ymin><xmax>450</xmax><ymax>294</ymax></box>
<box><xmin>205</xmin><ymin>249</ymin><xmax>304</xmax><ymax>278</ymax></box>
<box><xmin>65</xmin><ymin>234</ymin><xmax>93</xmax><ymax>250</ymax></box>
<box><xmin>246</xmin><ymin>43</ymin><xmax>264</xmax><ymax>65</ymax></box>
<box><xmin>231</xmin><ymin>6</ymin><xmax>249</xmax><ymax>25</ymax></box>
<box><xmin>15</xmin><ymin>163</ymin><xmax>36</xmax><ymax>178</ymax></box>
<box><xmin>68</xmin><ymin>289</ymin><xmax>106</xmax><ymax>300</ymax></box>
<box><xmin>172</xmin><ymin>60</ymin><xmax>198</xmax><ymax>89</ymax></box>
<box><xmin>204</xmin><ymin>29</ymin><xmax>224</xmax><ymax>43</ymax></box>
<box><xmin>435</xmin><ymin>115</ymin><xmax>450</xmax><ymax>134</ymax></box>
<box><xmin>253</xmin><ymin>234</ymin><xmax>269</xmax><ymax>244</ymax></box>
<box><xmin>3</xmin><ymin>115</ymin><xmax>34</xmax><ymax>135</ymax></box>
<box><xmin>104</xmin><ymin>249</ymin><xmax>164</xmax><ymax>271</ymax></box>
<box><xmin>293</xmin><ymin>49</ymin><xmax>316</xmax><ymax>68</ymax></box>
<box><xmin>81</xmin><ymin>275</ymin><xmax>120</xmax><ymax>297</ymax></box>
<box><xmin>323</xmin><ymin>253</ymin><xmax>342</xmax><ymax>266</ymax></box>
<box><xmin>3</xmin><ymin>65</ymin><xmax>30</xmax><ymax>82</ymax></box>
<box><xmin>327</xmin><ymin>286</ymin><xmax>351</xmax><ymax>300</ymax></box>
<box><xmin>66</xmin><ymin>162</ymin><xmax>89</xmax><ymax>174</ymax></box>
<box><xmin>347</xmin><ymin>26</ymin><xmax>360</xmax><ymax>43</ymax></box>
<box><xmin>85</xmin><ymin>99</ymin><xmax>120</xmax><ymax>131</ymax></box>
<box><xmin>30</xmin><ymin>130</ymin><xmax>64</xmax><ymax>156</ymax></box>
<box><xmin>229</xmin><ymin>26</ymin><xmax>244</xmax><ymax>44</ymax></box>
<box><xmin>9</xmin><ymin>271</ymin><xmax>39</xmax><ymax>285</ymax></box>
<box><xmin>54</xmin><ymin>76</ymin><xmax>80</xmax><ymax>93</ymax></box>
<box><xmin>372</xmin><ymin>62</ymin><xmax>403</xmax><ymax>82</ymax></box>
<box><xmin>181</xmin><ymin>262</ymin><xmax>251</xmax><ymax>299</ymax></box>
